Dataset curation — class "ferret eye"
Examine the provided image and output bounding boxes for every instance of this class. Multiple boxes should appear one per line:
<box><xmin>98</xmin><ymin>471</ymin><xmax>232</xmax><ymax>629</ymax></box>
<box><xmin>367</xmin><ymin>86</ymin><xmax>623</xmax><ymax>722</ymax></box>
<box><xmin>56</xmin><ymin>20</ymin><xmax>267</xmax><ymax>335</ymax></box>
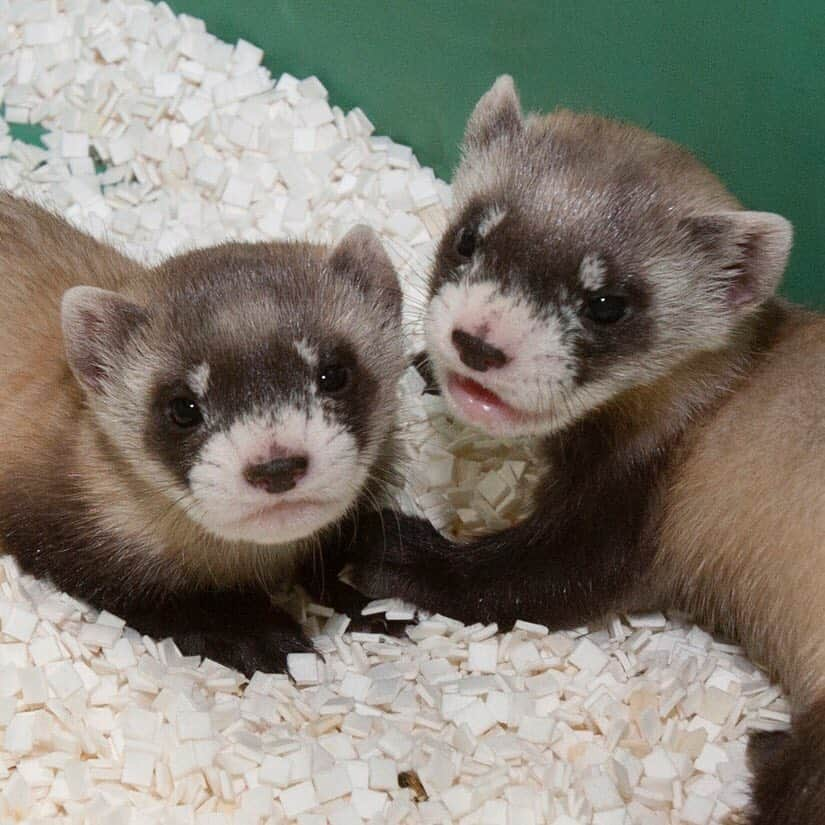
<box><xmin>318</xmin><ymin>362</ymin><xmax>351</xmax><ymax>396</ymax></box>
<box><xmin>586</xmin><ymin>293</ymin><xmax>628</xmax><ymax>324</ymax></box>
<box><xmin>455</xmin><ymin>226</ymin><xmax>477</xmax><ymax>258</ymax></box>
<box><xmin>168</xmin><ymin>397</ymin><xmax>203</xmax><ymax>428</ymax></box>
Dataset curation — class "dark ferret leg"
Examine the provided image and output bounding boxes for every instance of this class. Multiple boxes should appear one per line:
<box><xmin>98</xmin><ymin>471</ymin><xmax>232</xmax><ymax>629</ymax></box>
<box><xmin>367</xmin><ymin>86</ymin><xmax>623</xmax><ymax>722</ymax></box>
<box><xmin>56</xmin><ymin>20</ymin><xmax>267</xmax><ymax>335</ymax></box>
<box><xmin>746</xmin><ymin>701</ymin><xmax>825</xmax><ymax>824</ymax></box>
<box><xmin>123</xmin><ymin>589</ymin><xmax>313</xmax><ymax>678</ymax></box>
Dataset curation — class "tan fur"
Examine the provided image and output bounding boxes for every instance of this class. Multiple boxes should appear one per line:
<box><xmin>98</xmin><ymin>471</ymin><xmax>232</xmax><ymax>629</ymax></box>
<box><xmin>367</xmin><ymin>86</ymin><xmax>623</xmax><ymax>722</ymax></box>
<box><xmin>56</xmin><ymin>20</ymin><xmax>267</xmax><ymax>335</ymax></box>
<box><xmin>0</xmin><ymin>195</ymin><xmax>305</xmax><ymax>589</ymax></box>
<box><xmin>0</xmin><ymin>195</ymin><xmax>406</xmax><ymax>602</ymax></box>
<box><xmin>409</xmin><ymin>77</ymin><xmax>825</xmax><ymax>820</ymax></box>
<box><xmin>454</xmin><ymin>103</ymin><xmax>740</xmax><ymax>219</ymax></box>
<box><xmin>655</xmin><ymin>307</ymin><xmax>825</xmax><ymax>708</ymax></box>
<box><xmin>446</xmin><ymin>79</ymin><xmax>824</xmax><ymax>712</ymax></box>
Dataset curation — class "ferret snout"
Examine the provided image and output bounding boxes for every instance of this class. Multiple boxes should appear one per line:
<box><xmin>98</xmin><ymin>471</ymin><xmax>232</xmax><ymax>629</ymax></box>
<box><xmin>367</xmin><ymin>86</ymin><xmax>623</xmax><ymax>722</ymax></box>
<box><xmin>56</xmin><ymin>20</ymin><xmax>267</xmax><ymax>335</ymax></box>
<box><xmin>451</xmin><ymin>329</ymin><xmax>509</xmax><ymax>372</ymax></box>
<box><xmin>188</xmin><ymin>404</ymin><xmax>367</xmax><ymax>543</ymax></box>
<box><xmin>428</xmin><ymin>280</ymin><xmax>579</xmax><ymax>435</ymax></box>
<box><xmin>243</xmin><ymin>455</ymin><xmax>308</xmax><ymax>495</ymax></box>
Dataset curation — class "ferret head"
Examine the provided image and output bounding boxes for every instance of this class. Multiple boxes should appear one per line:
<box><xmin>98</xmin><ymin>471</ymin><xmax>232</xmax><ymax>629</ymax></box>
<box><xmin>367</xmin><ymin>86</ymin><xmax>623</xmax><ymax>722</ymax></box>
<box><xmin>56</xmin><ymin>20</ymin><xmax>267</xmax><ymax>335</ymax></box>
<box><xmin>61</xmin><ymin>226</ymin><xmax>403</xmax><ymax>545</ymax></box>
<box><xmin>426</xmin><ymin>76</ymin><xmax>793</xmax><ymax>437</ymax></box>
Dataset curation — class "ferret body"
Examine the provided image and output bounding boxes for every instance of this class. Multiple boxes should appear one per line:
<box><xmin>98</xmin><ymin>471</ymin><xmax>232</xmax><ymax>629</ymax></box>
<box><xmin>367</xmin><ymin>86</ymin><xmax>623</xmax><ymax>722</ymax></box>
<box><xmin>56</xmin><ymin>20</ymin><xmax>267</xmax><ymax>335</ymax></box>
<box><xmin>0</xmin><ymin>193</ymin><xmax>405</xmax><ymax>676</ymax></box>
<box><xmin>350</xmin><ymin>78</ymin><xmax>825</xmax><ymax>822</ymax></box>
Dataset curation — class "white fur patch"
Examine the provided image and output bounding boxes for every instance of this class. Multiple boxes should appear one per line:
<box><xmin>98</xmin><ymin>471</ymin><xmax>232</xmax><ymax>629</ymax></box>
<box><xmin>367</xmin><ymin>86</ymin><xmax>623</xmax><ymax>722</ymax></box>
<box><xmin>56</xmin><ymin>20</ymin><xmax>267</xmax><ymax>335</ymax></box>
<box><xmin>426</xmin><ymin>278</ymin><xmax>642</xmax><ymax>436</ymax></box>
<box><xmin>294</xmin><ymin>339</ymin><xmax>318</xmax><ymax>368</ymax></box>
<box><xmin>578</xmin><ymin>253</ymin><xmax>607</xmax><ymax>291</ymax></box>
<box><xmin>187</xmin><ymin>362</ymin><xmax>210</xmax><ymax>397</ymax></box>
<box><xmin>478</xmin><ymin>206</ymin><xmax>507</xmax><ymax>238</ymax></box>
<box><xmin>427</xmin><ymin>278</ymin><xmax>580</xmax><ymax>435</ymax></box>
<box><xmin>187</xmin><ymin>403</ymin><xmax>366</xmax><ymax>545</ymax></box>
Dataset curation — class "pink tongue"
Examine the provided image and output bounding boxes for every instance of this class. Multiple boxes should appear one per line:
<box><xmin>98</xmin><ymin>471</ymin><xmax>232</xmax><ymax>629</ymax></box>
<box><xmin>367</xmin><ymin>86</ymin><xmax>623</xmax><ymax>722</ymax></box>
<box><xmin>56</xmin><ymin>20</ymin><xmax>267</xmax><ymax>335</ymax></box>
<box><xmin>451</xmin><ymin>374</ymin><xmax>508</xmax><ymax>409</ymax></box>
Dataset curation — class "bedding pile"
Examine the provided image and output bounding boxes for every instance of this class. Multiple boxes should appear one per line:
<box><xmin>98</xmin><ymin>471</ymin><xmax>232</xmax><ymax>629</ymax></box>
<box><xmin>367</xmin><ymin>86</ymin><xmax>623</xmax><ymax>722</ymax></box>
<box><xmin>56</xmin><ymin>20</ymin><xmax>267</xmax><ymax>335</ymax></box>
<box><xmin>0</xmin><ymin>1</ymin><xmax>787</xmax><ymax>822</ymax></box>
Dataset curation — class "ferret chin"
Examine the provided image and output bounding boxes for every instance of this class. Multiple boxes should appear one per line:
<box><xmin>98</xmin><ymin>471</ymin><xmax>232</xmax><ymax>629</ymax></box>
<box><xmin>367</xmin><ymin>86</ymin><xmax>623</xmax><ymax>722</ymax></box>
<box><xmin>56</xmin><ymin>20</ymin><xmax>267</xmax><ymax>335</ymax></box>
<box><xmin>350</xmin><ymin>77</ymin><xmax>825</xmax><ymax>823</ymax></box>
<box><xmin>0</xmin><ymin>193</ymin><xmax>407</xmax><ymax>676</ymax></box>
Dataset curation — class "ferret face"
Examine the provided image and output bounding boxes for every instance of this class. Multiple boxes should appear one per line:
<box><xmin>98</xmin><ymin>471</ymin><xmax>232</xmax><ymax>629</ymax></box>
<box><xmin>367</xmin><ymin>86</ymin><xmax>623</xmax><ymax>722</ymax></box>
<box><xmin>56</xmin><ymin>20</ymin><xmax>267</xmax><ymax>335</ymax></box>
<box><xmin>62</xmin><ymin>227</ymin><xmax>403</xmax><ymax>546</ymax></box>
<box><xmin>425</xmin><ymin>77</ymin><xmax>792</xmax><ymax>438</ymax></box>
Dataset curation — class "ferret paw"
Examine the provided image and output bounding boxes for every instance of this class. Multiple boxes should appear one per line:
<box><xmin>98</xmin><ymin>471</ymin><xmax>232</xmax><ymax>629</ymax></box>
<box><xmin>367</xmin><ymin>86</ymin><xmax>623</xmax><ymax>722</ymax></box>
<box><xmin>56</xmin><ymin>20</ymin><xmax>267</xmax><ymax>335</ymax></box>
<box><xmin>344</xmin><ymin>510</ymin><xmax>445</xmax><ymax>600</ymax></box>
<box><xmin>342</xmin><ymin>549</ymin><xmax>445</xmax><ymax>620</ymax></box>
<box><xmin>174</xmin><ymin>627</ymin><xmax>315</xmax><ymax>678</ymax></box>
<box><xmin>317</xmin><ymin>577</ymin><xmax>411</xmax><ymax>637</ymax></box>
<box><xmin>340</xmin><ymin>558</ymin><xmax>410</xmax><ymax>602</ymax></box>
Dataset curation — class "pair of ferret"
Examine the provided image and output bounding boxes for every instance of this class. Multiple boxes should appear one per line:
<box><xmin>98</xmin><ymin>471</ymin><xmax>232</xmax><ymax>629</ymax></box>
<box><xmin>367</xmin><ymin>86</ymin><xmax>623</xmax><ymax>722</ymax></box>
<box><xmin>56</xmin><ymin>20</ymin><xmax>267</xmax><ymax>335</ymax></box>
<box><xmin>2</xmin><ymin>76</ymin><xmax>820</xmax><ymax>823</ymax></box>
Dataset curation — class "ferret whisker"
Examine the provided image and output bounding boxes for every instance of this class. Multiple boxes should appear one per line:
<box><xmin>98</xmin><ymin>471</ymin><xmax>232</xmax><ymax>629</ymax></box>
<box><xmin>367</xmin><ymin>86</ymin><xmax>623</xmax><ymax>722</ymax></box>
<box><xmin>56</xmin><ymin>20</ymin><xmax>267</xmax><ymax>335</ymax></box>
<box><xmin>0</xmin><ymin>195</ymin><xmax>417</xmax><ymax>675</ymax></box>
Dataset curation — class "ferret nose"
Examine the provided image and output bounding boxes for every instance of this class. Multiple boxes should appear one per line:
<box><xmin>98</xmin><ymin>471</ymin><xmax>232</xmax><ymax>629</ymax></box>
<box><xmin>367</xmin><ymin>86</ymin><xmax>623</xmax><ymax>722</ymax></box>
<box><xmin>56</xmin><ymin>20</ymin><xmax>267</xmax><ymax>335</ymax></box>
<box><xmin>243</xmin><ymin>455</ymin><xmax>308</xmax><ymax>494</ymax></box>
<box><xmin>451</xmin><ymin>329</ymin><xmax>509</xmax><ymax>372</ymax></box>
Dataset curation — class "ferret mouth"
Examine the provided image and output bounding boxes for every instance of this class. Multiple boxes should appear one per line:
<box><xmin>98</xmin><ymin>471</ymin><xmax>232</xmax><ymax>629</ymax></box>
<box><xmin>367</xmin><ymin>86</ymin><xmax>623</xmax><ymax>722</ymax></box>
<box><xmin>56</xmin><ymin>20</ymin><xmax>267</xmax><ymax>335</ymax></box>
<box><xmin>231</xmin><ymin>497</ymin><xmax>331</xmax><ymax>527</ymax></box>
<box><xmin>446</xmin><ymin>372</ymin><xmax>536</xmax><ymax>429</ymax></box>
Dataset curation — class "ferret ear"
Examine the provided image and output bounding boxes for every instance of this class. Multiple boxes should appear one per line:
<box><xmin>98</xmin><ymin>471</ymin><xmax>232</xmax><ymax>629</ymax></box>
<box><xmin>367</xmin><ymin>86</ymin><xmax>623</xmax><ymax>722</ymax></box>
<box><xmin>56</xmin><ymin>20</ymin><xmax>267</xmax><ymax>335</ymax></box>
<box><xmin>463</xmin><ymin>75</ymin><xmax>524</xmax><ymax>151</ymax></box>
<box><xmin>684</xmin><ymin>211</ymin><xmax>793</xmax><ymax>311</ymax></box>
<box><xmin>62</xmin><ymin>286</ymin><xmax>148</xmax><ymax>393</ymax></box>
<box><xmin>328</xmin><ymin>225</ymin><xmax>402</xmax><ymax>315</ymax></box>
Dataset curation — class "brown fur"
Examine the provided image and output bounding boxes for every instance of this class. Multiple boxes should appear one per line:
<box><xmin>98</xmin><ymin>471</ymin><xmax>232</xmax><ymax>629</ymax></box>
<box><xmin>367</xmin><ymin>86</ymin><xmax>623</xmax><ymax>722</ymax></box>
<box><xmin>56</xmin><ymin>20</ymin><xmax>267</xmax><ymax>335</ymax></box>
<box><xmin>350</xmin><ymin>78</ymin><xmax>825</xmax><ymax>822</ymax></box>
<box><xmin>655</xmin><ymin>308</ymin><xmax>825</xmax><ymax>708</ymax></box>
<box><xmin>0</xmin><ymin>193</ymin><xmax>407</xmax><ymax>675</ymax></box>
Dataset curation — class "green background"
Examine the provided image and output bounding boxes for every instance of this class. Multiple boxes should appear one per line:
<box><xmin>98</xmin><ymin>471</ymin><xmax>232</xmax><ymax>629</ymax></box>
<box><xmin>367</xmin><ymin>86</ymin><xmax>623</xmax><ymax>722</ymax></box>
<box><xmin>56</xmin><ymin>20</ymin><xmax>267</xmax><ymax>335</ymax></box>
<box><xmin>165</xmin><ymin>0</ymin><xmax>824</xmax><ymax>308</ymax></box>
<box><xmin>20</xmin><ymin>2</ymin><xmax>825</xmax><ymax>306</ymax></box>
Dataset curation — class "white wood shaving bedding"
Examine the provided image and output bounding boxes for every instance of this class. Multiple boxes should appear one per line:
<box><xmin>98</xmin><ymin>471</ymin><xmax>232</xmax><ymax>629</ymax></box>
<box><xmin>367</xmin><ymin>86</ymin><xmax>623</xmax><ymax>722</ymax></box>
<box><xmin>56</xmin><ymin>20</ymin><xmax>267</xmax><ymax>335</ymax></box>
<box><xmin>0</xmin><ymin>1</ymin><xmax>786</xmax><ymax>822</ymax></box>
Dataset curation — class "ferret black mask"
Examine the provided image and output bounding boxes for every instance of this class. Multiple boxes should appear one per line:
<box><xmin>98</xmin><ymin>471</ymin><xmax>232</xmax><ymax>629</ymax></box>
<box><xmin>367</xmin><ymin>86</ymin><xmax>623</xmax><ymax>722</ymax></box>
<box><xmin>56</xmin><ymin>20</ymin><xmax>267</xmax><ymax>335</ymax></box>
<box><xmin>62</xmin><ymin>235</ymin><xmax>399</xmax><ymax>546</ymax></box>
<box><xmin>427</xmin><ymin>78</ymin><xmax>790</xmax><ymax>438</ymax></box>
<box><xmin>0</xmin><ymin>194</ymin><xmax>405</xmax><ymax>677</ymax></box>
<box><xmin>350</xmin><ymin>78</ymin><xmax>825</xmax><ymax>824</ymax></box>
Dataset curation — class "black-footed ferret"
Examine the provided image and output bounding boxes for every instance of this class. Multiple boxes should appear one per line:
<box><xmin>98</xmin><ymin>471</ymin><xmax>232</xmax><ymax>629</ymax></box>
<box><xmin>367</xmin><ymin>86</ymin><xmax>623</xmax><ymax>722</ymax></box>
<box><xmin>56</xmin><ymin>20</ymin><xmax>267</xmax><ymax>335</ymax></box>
<box><xmin>349</xmin><ymin>78</ymin><xmax>825</xmax><ymax>823</ymax></box>
<box><xmin>0</xmin><ymin>192</ymin><xmax>406</xmax><ymax>677</ymax></box>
